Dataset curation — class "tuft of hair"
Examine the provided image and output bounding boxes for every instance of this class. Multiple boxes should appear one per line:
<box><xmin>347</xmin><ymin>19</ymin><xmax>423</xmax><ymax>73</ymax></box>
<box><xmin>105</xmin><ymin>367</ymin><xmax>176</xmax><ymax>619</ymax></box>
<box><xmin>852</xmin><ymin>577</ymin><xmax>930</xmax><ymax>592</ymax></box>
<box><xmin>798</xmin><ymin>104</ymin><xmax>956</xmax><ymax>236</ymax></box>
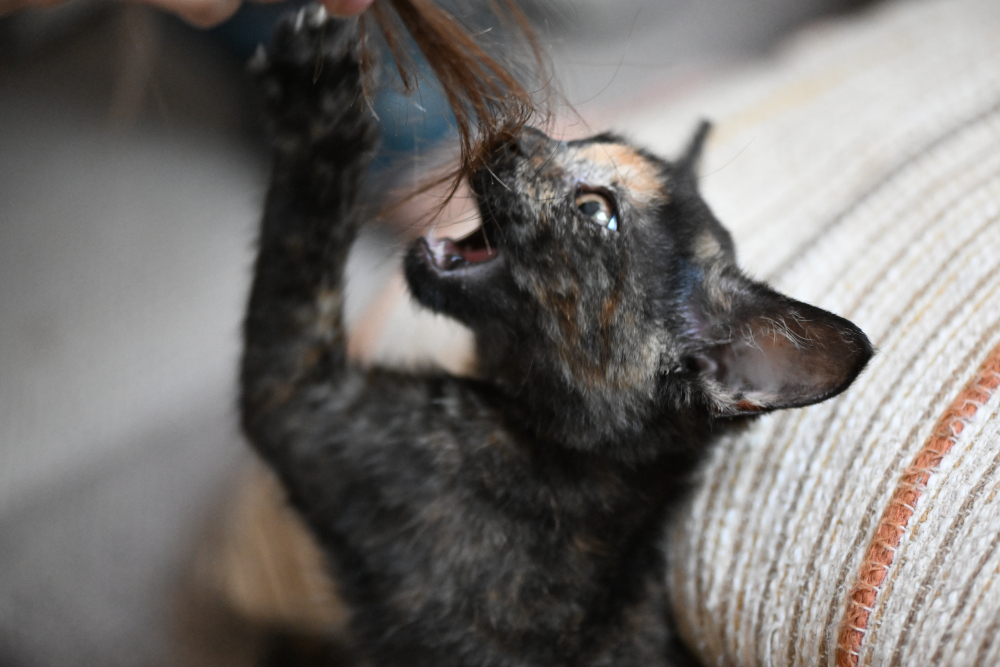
<box><xmin>359</xmin><ymin>0</ymin><xmax>552</xmax><ymax>202</ymax></box>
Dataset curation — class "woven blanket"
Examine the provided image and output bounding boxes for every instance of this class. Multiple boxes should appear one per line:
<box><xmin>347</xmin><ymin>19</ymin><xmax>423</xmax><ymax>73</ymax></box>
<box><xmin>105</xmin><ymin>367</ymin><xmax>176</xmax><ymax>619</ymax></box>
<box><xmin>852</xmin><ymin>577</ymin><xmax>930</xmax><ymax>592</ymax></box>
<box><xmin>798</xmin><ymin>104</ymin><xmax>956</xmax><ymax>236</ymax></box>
<box><xmin>613</xmin><ymin>0</ymin><xmax>1000</xmax><ymax>664</ymax></box>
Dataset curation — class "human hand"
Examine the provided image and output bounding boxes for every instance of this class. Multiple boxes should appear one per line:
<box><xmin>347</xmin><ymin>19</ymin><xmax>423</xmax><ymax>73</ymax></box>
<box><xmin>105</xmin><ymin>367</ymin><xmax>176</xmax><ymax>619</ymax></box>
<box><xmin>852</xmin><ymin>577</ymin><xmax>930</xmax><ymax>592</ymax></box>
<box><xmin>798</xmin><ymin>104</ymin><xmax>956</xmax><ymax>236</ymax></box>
<box><xmin>0</xmin><ymin>0</ymin><xmax>375</xmax><ymax>29</ymax></box>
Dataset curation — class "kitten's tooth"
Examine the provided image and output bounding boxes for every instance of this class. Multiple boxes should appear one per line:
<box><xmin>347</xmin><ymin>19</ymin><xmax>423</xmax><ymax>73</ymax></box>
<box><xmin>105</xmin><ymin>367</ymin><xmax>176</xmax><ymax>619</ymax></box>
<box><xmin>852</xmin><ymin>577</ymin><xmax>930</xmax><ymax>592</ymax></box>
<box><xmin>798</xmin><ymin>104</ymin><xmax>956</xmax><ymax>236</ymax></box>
<box><xmin>293</xmin><ymin>7</ymin><xmax>306</xmax><ymax>31</ymax></box>
<box><xmin>426</xmin><ymin>234</ymin><xmax>446</xmax><ymax>267</ymax></box>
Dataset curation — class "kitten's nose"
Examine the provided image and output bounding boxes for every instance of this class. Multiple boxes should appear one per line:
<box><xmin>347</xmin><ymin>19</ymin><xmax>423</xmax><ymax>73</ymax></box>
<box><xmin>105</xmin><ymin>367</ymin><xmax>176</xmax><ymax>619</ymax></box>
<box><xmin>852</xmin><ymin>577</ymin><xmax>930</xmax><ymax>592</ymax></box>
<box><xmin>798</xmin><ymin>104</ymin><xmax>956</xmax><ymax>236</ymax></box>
<box><xmin>510</xmin><ymin>126</ymin><xmax>550</xmax><ymax>158</ymax></box>
<box><xmin>493</xmin><ymin>126</ymin><xmax>551</xmax><ymax>161</ymax></box>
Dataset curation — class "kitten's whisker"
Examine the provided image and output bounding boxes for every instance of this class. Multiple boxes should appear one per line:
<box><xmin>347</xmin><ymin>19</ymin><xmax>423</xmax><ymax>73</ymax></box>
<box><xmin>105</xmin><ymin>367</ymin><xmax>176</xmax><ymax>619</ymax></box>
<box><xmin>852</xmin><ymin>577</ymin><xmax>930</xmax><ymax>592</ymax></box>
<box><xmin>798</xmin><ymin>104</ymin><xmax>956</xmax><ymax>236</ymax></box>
<box><xmin>598</xmin><ymin>144</ymin><xmax>627</xmax><ymax>185</ymax></box>
<box><xmin>572</xmin><ymin>5</ymin><xmax>640</xmax><ymax>106</ymax></box>
<box><xmin>700</xmin><ymin>137</ymin><xmax>756</xmax><ymax>179</ymax></box>
<box><xmin>514</xmin><ymin>352</ymin><xmax>536</xmax><ymax>397</ymax></box>
<box><xmin>481</xmin><ymin>197</ymin><xmax>508</xmax><ymax>244</ymax></box>
<box><xmin>446</xmin><ymin>212</ymin><xmax>483</xmax><ymax>227</ymax></box>
<box><xmin>483</xmin><ymin>165</ymin><xmax>510</xmax><ymax>191</ymax></box>
<box><xmin>531</xmin><ymin>144</ymin><xmax>560</xmax><ymax>180</ymax></box>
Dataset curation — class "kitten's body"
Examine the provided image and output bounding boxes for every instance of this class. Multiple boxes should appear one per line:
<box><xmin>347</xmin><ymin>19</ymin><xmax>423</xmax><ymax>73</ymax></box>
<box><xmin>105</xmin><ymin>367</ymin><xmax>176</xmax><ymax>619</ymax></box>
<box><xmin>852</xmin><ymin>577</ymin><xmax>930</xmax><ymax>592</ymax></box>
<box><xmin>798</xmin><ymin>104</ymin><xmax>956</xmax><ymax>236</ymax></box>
<box><xmin>241</xmin><ymin>11</ymin><xmax>872</xmax><ymax>667</ymax></box>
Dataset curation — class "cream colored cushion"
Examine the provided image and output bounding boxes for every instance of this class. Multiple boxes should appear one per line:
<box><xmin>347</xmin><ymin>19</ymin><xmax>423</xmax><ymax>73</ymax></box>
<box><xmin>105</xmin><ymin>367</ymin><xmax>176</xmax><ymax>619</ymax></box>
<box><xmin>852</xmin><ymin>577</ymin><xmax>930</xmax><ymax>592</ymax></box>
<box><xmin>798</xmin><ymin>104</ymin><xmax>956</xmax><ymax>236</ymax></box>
<box><xmin>613</xmin><ymin>0</ymin><xmax>1000</xmax><ymax>664</ymax></box>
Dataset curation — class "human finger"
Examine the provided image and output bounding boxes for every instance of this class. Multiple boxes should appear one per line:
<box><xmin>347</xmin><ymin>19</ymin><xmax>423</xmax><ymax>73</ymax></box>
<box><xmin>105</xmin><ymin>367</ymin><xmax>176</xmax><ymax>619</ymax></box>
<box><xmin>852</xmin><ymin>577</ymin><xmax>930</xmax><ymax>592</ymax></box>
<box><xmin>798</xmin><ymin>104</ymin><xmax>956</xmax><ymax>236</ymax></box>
<box><xmin>319</xmin><ymin>0</ymin><xmax>373</xmax><ymax>18</ymax></box>
<box><xmin>138</xmin><ymin>0</ymin><xmax>242</xmax><ymax>27</ymax></box>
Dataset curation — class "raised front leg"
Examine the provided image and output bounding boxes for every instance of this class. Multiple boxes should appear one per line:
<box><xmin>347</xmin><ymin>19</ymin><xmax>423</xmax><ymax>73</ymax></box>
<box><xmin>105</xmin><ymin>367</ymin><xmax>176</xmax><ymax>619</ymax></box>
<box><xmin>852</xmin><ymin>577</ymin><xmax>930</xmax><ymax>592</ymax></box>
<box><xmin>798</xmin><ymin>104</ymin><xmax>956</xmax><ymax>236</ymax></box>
<box><xmin>241</xmin><ymin>7</ymin><xmax>377</xmax><ymax>467</ymax></box>
<box><xmin>238</xmin><ymin>10</ymin><xmax>702</xmax><ymax>667</ymax></box>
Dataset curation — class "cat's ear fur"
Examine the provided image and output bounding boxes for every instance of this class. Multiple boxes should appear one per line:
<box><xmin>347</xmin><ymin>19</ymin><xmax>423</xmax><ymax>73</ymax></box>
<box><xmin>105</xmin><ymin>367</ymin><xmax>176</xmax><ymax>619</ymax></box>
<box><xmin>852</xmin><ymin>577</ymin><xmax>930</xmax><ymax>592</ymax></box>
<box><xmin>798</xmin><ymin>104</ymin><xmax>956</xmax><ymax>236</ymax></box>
<box><xmin>675</xmin><ymin>121</ymin><xmax>873</xmax><ymax>417</ymax></box>
<box><xmin>689</xmin><ymin>285</ymin><xmax>873</xmax><ymax>417</ymax></box>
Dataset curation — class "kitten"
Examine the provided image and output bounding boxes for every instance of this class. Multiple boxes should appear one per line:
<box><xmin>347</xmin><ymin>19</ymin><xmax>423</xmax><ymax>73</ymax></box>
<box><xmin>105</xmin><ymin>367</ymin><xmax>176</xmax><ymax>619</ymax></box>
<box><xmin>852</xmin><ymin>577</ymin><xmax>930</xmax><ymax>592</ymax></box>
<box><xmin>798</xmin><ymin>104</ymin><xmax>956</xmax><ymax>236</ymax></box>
<box><xmin>241</xmin><ymin>9</ymin><xmax>872</xmax><ymax>667</ymax></box>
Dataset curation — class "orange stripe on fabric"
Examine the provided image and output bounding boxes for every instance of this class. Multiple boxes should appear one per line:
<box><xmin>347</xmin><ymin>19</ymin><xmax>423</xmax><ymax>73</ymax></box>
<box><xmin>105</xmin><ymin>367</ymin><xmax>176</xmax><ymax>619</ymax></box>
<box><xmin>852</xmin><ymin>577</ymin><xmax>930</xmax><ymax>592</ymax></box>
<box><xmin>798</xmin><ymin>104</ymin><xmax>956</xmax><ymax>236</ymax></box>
<box><xmin>834</xmin><ymin>343</ymin><xmax>1000</xmax><ymax>667</ymax></box>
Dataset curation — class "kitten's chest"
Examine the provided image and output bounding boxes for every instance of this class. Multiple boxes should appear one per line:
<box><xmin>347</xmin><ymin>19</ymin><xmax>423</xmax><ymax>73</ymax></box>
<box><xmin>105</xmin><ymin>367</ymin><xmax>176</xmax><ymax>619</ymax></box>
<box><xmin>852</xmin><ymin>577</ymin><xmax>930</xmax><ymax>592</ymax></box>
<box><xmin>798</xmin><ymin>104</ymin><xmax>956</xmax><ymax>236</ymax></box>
<box><xmin>313</xmin><ymin>393</ymin><xmax>676</xmax><ymax>664</ymax></box>
<box><xmin>371</xmin><ymin>431</ymin><xmax>668</xmax><ymax>617</ymax></box>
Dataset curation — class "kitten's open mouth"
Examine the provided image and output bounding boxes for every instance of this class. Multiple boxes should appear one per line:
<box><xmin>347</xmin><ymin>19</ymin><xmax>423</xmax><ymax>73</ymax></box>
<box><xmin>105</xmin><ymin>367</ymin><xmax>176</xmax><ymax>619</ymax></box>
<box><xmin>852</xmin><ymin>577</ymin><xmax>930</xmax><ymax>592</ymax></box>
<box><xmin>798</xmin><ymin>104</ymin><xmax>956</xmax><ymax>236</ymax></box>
<box><xmin>420</xmin><ymin>225</ymin><xmax>499</xmax><ymax>272</ymax></box>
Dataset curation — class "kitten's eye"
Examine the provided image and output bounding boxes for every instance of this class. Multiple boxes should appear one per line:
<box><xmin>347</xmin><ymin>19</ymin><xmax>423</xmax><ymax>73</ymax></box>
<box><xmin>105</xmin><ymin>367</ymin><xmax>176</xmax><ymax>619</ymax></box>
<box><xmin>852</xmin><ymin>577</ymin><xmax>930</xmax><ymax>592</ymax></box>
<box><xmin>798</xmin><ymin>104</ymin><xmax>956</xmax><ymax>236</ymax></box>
<box><xmin>576</xmin><ymin>191</ymin><xmax>618</xmax><ymax>231</ymax></box>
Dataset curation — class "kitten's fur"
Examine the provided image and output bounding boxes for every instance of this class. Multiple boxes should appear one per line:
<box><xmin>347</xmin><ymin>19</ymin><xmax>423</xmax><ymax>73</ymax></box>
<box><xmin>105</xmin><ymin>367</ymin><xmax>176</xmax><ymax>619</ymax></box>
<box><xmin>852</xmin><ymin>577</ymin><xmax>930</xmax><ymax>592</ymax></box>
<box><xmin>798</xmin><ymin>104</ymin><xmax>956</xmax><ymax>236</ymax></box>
<box><xmin>241</xmin><ymin>10</ymin><xmax>872</xmax><ymax>667</ymax></box>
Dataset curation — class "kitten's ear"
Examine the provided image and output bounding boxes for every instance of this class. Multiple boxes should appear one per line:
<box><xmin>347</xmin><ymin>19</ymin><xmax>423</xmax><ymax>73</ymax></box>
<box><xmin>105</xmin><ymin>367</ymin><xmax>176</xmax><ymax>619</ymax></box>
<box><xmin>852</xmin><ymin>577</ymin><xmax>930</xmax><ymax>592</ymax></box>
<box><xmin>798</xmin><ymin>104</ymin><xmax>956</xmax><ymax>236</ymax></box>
<box><xmin>675</xmin><ymin>120</ymin><xmax>712</xmax><ymax>186</ymax></box>
<box><xmin>691</xmin><ymin>281</ymin><xmax>873</xmax><ymax>417</ymax></box>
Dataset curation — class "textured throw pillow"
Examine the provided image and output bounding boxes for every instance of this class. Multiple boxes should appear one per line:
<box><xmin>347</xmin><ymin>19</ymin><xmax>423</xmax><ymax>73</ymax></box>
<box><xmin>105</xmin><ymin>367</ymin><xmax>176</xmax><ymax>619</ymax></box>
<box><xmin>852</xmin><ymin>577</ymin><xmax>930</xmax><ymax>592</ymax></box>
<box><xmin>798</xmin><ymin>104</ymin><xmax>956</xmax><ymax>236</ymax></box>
<box><xmin>206</xmin><ymin>1</ymin><xmax>1000</xmax><ymax>665</ymax></box>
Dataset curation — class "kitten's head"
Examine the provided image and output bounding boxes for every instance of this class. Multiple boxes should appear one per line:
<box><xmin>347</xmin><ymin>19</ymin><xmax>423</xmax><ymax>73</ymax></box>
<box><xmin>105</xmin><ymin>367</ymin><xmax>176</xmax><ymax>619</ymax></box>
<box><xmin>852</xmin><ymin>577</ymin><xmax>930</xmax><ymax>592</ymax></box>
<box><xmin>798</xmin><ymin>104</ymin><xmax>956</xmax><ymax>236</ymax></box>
<box><xmin>404</xmin><ymin>123</ymin><xmax>872</xmax><ymax>452</ymax></box>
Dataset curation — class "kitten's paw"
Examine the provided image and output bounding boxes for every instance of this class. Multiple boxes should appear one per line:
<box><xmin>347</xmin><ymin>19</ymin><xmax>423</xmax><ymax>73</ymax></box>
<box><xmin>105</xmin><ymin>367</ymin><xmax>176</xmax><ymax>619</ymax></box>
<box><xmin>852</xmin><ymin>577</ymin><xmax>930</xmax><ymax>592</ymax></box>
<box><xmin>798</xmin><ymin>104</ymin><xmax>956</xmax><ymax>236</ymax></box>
<box><xmin>250</xmin><ymin>4</ymin><xmax>375</xmax><ymax>158</ymax></box>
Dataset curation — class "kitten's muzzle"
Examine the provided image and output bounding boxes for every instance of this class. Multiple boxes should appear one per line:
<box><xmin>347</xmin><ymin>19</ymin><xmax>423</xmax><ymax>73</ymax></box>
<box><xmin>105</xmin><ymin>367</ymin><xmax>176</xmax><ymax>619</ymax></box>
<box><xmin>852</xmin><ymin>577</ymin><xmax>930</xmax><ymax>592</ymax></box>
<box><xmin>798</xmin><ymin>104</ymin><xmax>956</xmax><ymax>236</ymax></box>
<box><xmin>417</xmin><ymin>225</ymin><xmax>500</xmax><ymax>274</ymax></box>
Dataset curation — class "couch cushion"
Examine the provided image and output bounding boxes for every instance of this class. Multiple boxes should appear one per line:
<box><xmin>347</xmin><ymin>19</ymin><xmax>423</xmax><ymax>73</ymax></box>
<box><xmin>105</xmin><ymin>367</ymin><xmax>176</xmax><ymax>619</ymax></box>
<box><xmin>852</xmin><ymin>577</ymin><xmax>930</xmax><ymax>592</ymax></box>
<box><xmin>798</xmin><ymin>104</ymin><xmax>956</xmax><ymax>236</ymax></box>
<box><xmin>611</xmin><ymin>0</ymin><xmax>1000</xmax><ymax>664</ymax></box>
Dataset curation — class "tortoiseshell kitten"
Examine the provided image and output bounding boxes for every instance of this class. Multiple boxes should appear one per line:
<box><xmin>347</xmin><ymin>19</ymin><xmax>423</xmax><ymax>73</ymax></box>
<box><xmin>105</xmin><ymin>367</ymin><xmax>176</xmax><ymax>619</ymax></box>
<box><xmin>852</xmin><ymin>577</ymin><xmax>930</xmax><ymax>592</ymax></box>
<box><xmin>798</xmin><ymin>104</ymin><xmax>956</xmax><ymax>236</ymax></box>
<box><xmin>241</xmin><ymin>9</ymin><xmax>872</xmax><ymax>667</ymax></box>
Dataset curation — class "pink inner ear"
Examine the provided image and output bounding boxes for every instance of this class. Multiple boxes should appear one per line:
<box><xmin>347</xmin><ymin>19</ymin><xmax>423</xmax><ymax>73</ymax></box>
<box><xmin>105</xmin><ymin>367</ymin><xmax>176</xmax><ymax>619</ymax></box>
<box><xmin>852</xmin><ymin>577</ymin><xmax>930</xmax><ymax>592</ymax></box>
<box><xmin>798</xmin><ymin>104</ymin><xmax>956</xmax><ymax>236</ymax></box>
<box><xmin>720</xmin><ymin>330</ymin><xmax>817</xmax><ymax>404</ymax></box>
<box><xmin>711</xmin><ymin>309</ymin><xmax>872</xmax><ymax>415</ymax></box>
<box><xmin>724</xmin><ymin>334</ymin><xmax>797</xmax><ymax>393</ymax></box>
